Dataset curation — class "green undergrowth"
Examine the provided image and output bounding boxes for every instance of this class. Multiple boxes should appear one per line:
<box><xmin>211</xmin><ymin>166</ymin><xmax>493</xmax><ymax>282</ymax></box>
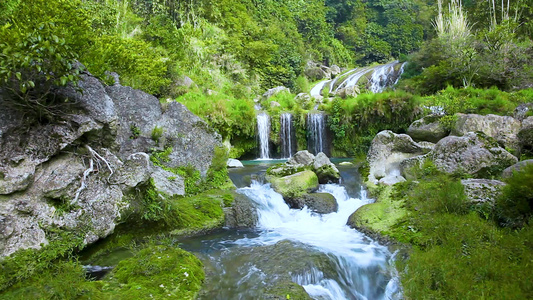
<box><xmin>0</xmin><ymin>228</ymin><xmax>86</xmax><ymax>293</ymax></box>
<box><xmin>2</xmin><ymin>242</ymin><xmax>204</xmax><ymax>300</ymax></box>
<box><xmin>362</xmin><ymin>161</ymin><xmax>533</xmax><ymax>299</ymax></box>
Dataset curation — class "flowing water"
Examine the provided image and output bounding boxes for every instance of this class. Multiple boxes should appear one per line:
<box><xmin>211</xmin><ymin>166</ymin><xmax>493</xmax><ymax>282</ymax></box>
<box><xmin>179</xmin><ymin>161</ymin><xmax>402</xmax><ymax>300</ymax></box>
<box><xmin>280</xmin><ymin>113</ymin><xmax>295</xmax><ymax>159</ymax></box>
<box><xmin>308</xmin><ymin>113</ymin><xmax>327</xmax><ymax>155</ymax></box>
<box><xmin>257</xmin><ymin>113</ymin><xmax>270</xmax><ymax>159</ymax></box>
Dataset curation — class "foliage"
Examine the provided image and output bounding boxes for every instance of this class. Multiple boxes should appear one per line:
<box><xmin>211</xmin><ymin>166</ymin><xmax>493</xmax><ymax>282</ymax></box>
<box><xmin>496</xmin><ymin>164</ymin><xmax>533</xmax><ymax>228</ymax></box>
<box><xmin>323</xmin><ymin>91</ymin><xmax>423</xmax><ymax>155</ymax></box>
<box><xmin>0</xmin><ymin>0</ymin><xmax>90</xmax><ymax>121</ymax></box>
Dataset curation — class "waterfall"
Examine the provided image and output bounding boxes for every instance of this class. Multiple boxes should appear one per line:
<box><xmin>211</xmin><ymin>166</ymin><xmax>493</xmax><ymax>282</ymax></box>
<box><xmin>310</xmin><ymin>61</ymin><xmax>405</xmax><ymax>96</ymax></box>
<box><xmin>308</xmin><ymin>112</ymin><xmax>326</xmax><ymax>155</ymax></box>
<box><xmin>280</xmin><ymin>113</ymin><xmax>295</xmax><ymax>158</ymax></box>
<box><xmin>236</xmin><ymin>182</ymin><xmax>402</xmax><ymax>299</ymax></box>
<box><xmin>257</xmin><ymin>113</ymin><xmax>270</xmax><ymax>159</ymax></box>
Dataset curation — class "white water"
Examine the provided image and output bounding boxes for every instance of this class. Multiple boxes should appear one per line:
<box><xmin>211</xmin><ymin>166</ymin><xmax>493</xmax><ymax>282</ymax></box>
<box><xmin>257</xmin><ymin>113</ymin><xmax>270</xmax><ymax>159</ymax></box>
<box><xmin>280</xmin><ymin>113</ymin><xmax>294</xmax><ymax>158</ymax></box>
<box><xmin>368</xmin><ymin>61</ymin><xmax>398</xmax><ymax>93</ymax></box>
<box><xmin>310</xmin><ymin>80</ymin><xmax>329</xmax><ymax>97</ymax></box>
<box><xmin>308</xmin><ymin>113</ymin><xmax>326</xmax><ymax>155</ymax></box>
<box><xmin>335</xmin><ymin>67</ymin><xmax>372</xmax><ymax>93</ymax></box>
<box><xmin>237</xmin><ymin>182</ymin><xmax>402</xmax><ymax>299</ymax></box>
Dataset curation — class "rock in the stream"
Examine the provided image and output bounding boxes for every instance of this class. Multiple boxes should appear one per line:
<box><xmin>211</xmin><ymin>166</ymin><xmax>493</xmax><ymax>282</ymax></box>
<box><xmin>313</xmin><ymin>152</ymin><xmax>340</xmax><ymax>184</ymax></box>
<box><xmin>287</xmin><ymin>150</ymin><xmax>315</xmax><ymax>167</ymax></box>
<box><xmin>270</xmin><ymin>170</ymin><xmax>319</xmax><ymax>200</ymax></box>
<box><xmin>299</xmin><ymin>193</ymin><xmax>338</xmax><ymax>214</ymax></box>
<box><xmin>227</xmin><ymin>158</ymin><xmax>244</xmax><ymax>168</ymax></box>
<box><xmin>224</xmin><ymin>193</ymin><xmax>258</xmax><ymax>228</ymax></box>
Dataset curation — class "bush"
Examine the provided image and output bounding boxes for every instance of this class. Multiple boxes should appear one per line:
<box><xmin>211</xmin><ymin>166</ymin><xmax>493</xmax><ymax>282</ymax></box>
<box><xmin>496</xmin><ymin>164</ymin><xmax>533</xmax><ymax>228</ymax></box>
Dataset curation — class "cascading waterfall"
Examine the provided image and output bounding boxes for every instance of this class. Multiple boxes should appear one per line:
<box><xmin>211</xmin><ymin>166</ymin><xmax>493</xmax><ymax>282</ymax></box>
<box><xmin>280</xmin><ymin>113</ymin><xmax>295</xmax><ymax>158</ymax></box>
<box><xmin>309</xmin><ymin>61</ymin><xmax>405</xmax><ymax>97</ymax></box>
<box><xmin>308</xmin><ymin>113</ymin><xmax>326</xmax><ymax>155</ymax></box>
<box><xmin>235</xmin><ymin>181</ymin><xmax>402</xmax><ymax>299</ymax></box>
<box><xmin>257</xmin><ymin>112</ymin><xmax>270</xmax><ymax>159</ymax></box>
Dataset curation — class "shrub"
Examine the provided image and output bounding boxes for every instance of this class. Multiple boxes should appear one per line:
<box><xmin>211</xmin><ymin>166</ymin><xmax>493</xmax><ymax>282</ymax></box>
<box><xmin>496</xmin><ymin>164</ymin><xmax>533</xmax><ymax>228</ymax></box>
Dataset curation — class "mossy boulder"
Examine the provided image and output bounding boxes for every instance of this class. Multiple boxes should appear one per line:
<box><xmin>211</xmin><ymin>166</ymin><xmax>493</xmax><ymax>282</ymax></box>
<box><xmin>269</xmin><ymin>170</ymin><xmax>319</xmax><ymax>200</ymax></box>
<box><xmin>108</xmin><ymin>245</ymin><xmax>204</xmax><ymax>299</ymax></box>
<box><xmin>347</xmin><ymin>186</ymin><xmax>407</xmax><ymax>243</ymax></box>
<box><xmin>313</xmin><ymin>152</ymin><xmax>340</xmax><ymax>184</ymax></box>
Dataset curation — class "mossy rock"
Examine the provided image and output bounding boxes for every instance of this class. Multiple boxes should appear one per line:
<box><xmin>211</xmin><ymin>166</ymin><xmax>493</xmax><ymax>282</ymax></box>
<box><xmin>315</xmin><ymin>164</ymin><xmax>341</xmax><ymax>184</ymax></box>
<box><xmin>269</xmin><ymin>170</ymin><xmax>319</xmax><ymax>200</ymax></box>
<box><xmin>263</xmin><ymin>281</ymin><xmax>312</xmax><ymax>299</ymax></box>
<box><xmin>108</xmin><ymin>245</ymin><xmax>204</xmax><ymax>299</ymax></box>
<box><xmin>347</xmin><ymin>186</ymin><xmax>407</xmax><ymax>242</ymax></box>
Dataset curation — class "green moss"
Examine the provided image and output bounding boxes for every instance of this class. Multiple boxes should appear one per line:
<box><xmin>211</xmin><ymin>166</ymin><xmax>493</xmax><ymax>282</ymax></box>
<box><xmin>269</xmin><ymin>170</ymin><xmax>319</xmax><ymax>199</ymax></box>
<box><xmin>264</xmin><ymin>281</ymin><xmax>312</xmax><ymax>300</ymax></box>
<box><xmin>107</xmin><ymin>245</ymin><xmax>204</xmax><ymax>299</ymax></box>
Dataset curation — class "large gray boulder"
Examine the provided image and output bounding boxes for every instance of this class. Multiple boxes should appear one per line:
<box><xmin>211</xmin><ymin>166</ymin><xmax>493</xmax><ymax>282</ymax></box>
<box><xmin>367</xmin><ymin>130</ymin><xmax>433</xmax><ymax>184</ymax></box>
<box><xmin>451</xmin><ymin>113</ymin><xmax>521</xmax><ymax>151</ymax></box>
<box><xmin>461</xmin><ymin>179</ymin><xmax>505</xmax><ymax>204</ymax></box>
<box><xmin>407</xmin><ymin>115</ymin><xmax>449</xmax><ymax>143</ymax></box>
<box><xmin>151</xmin><ymin>168</ymin><xmax>185</xmax><ymax>197</ymax></box>
<box><xmin>287</xmin><ymin>150</ymin><xmax>315</xmax><ymax>167</ymax></box>
<box><xmin>501</xmin><ymin>159</ymin><xmax>533</xmax><ymax>178</ymax></box>
<box><xmin>430</xmin><ymin>132</ymin><xmax>517</xmax><ymax>176</ymax></box>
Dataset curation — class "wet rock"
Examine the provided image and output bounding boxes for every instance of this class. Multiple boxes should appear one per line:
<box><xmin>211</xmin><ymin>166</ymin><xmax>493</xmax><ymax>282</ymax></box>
<box><xmin>224</xmin><ymin>193</ymin><xmax>258</xmax><ymax>228</ymax></box>
<box><xmin>330</xmin><ymin>65</ymin><xmax>341</xmax><ymax>77</ymax></box>
<box><xmin>313</xmin><ymin>152</ymin><xmax>340</xmax><ymax>184</ymax></box>
<box><xmin>336</xmin><ymin>86</ymin><xmax>360</xmax><ymax>99</ymax></box>
<box><xmin>367</xmin><ymin>130</ymin><xmax>433</xmax><ymax>184</ymax></box>
<box><xmin>501</xmin><ymin>159</ymin><xmax>533</xmax><ymax>178</ymax></box>
<box><xmin>270</xmin><ymin>170</ymin><xmax>319</xmax><ymax>200</ymax></box>
<box><xmin>299</xmin><ymin>193</ymin><xmax>338</xmax><ymax>214</ymax></box>
<box><xmin>430</xmin><ymin>132</ymin><xmax>517</xmax><ymax>176</ymax></box>
<box><xmin>451</xmin><ymin>113</ymin><xmax>521</xmax><ymax>151</ymax></box>
<box><xmin>461</xmin><ymin>179</ymin><xmax>505</xmax><ymax>204</ymax></box>
<box><xmin>407</xmin><ymin>115</ymin><xmax>449</xmax><ymax>143</ymax></box>
<box><xmin>227</xmin><ymin>158</ymin><xmax>244</xmax><ymax>168</ymax></box>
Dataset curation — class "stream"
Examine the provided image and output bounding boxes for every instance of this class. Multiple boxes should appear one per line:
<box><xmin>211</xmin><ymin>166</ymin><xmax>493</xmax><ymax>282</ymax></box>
<box><xmin>178</xmin><ymin>160</ymin><xmax>402</xmax><ymax>299</ymax></box>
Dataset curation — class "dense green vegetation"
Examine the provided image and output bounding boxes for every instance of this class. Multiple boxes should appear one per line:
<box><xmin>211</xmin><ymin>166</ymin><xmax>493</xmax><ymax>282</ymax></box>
<box><xmin>360</xmin><ymin>161</ymin><xmax>533</xmax><ymax>299</ymax></box>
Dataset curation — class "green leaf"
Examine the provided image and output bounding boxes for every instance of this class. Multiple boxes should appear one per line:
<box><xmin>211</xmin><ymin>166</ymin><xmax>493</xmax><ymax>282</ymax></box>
<box><xmin>60</xmin><ymin>76</ymin><xmax>67</xmax><ymax>86</ymax></box>
<box><xmin>28</xmin><ymin>81</ymin><xmax>35</xmax><ymax>88</ymax></box>
<box><xmin>15</xmin><ymin>72</ymin><xmax>21</xmax><ymax>80</ymax></box>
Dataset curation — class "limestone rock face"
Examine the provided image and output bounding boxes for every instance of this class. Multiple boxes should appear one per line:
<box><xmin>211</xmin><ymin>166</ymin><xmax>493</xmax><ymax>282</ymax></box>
<box><xmin>451</xmin><ymin>113</ymin><xmax>521</xmax><ymax>150</ymax></box>
<box><xmin>501</xmin><ymin>159</ymin><xmax>533</xmax><ymax>178</ymax></box>
<box><xmin>430</xmin><ymin>132</ymin><xmax>517</xmax><ymax>176</ymax></box>
<box><xmin>461</xmin><ymin>179</ymin><xmax>505</xmax><ymax>204</ymax></box>
<box><xmin>407</xmin><ymin>115</ymin><xmax>449</xmax><ymax>143</ymax></box>
<box><xmin>0</xmin><ymin>68</ymin><xmax>221</xmax><ymax>257</ymax></box>
<box><xmin>367</xmin><ymin>130</ymin><xmax>433</xmax><ymax>184</ymax></box>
